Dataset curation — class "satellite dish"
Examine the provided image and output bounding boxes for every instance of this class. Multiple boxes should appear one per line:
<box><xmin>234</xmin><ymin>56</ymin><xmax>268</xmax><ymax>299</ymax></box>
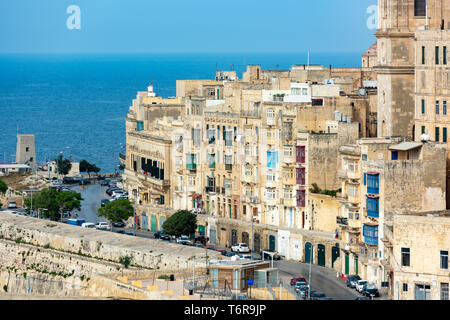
<box><xmin>358</xmin><ymin>88</ymin><xmax>367</xmax><ymax>96</ymax></box>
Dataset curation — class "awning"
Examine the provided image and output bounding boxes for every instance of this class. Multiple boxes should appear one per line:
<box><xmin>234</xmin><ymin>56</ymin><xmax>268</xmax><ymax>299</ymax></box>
<box><xmin>389</xmin><ymin>142</ymin><xmax>422</xmax><ymax>151</ymax></box>
<box><xmin>189</xmin><ymin>193</ymin><xmax>202</xmax><ymax>198</ymax></box>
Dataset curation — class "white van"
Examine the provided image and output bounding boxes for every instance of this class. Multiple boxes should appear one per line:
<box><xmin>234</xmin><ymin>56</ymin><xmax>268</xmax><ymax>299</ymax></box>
<box><xmin>81</xmin><ymin>222</ymin><xmax>96</xmax><ymax>229</ymax></box>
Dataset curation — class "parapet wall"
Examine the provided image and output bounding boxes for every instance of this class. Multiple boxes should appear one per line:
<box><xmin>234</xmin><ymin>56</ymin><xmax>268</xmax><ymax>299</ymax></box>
<box><xmin>0</xmin><ymin>213</ymin><xmax>220</xmax><ymax>271</ymax></box>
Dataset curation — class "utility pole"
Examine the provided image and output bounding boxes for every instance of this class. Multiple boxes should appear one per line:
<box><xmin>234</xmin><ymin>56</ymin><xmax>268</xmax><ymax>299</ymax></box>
<box><xmin>251</xmin><ymin>217</ymin><xmax>254</xmax><ymax>260</ymax></box>
<box><xmin>133</xmin><ymin>197</ymin><xmax>136</xmax><ymax>236</ymax></box>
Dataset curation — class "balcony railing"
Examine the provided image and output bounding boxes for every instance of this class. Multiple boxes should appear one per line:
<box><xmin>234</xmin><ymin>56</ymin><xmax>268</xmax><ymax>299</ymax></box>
<box><xmin>205</xmin><ymin>186</ymin><xmax>216</xmax><ymax>193</ymax></box>
<box><xmin>337</xmin><ymin>216</ymin><xmax>349</xmax><ymax>226</ymax></box>
<box><xmin>186</xmin><ymin>163</ymin><xmax>197</xmax><ymax>170</ymax></box>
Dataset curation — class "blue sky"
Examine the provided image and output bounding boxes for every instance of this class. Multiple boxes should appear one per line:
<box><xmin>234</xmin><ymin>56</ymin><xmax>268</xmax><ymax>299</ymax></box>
<box><xmin>0</xmin><ymin>0</ymin><xmax>378</xmax><ymax>54</ymax></box>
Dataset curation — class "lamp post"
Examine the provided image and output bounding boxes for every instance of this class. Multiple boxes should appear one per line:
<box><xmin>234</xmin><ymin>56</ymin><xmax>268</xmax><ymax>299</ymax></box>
<box><xmin>251</xmin><ymin>217</ymin><xmax>254</xmax><ymax>260</ymax></box>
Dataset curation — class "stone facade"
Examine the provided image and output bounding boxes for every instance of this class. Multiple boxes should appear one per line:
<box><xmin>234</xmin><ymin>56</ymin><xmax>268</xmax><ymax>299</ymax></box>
<box><xmin>392</xmin><ymin>212</ymin><xmax>450</xmax><ymax>300</ymax></box>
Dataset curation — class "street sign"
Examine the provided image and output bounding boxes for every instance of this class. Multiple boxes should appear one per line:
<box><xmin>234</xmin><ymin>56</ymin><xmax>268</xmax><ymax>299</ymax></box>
<box><xmin>247</xmin><ymin>280</ymin><xmax>254</xmax><ymax>286</ymax></box>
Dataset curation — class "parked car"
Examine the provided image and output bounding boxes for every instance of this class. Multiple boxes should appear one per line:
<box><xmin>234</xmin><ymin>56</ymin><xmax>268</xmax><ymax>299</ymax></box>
<box><xmin>355</xmin><ymin>297</ymin><xmax>370</xmax><ymax>300</ymax></box>
<box><xmin>114</xmin><ymin>229</ymin><xmax>125</xmax><ymax>234</ymax></box>
<box><xmin>106</xmin><ymin>187</ymin><xmax>121</xmax><ymax>196</ymax></box>
<box><xmin>356</xmin><ymin>280</ymin><xmax>368</xmax><ymax>293</ymax></box>
<box><xmin>297</xmin><ymin>285</ymin><xmax>309</xmax><ymax>298</ymax></box>
<box><xmin>112</xmin><ymin>221</ymin><xmax>125</xmax><ymax>228</ymax></box>
<box><xmin>231</xmin><ymin>243</ymin><xmax>250</xmax><ymax>253</ymax></box>
<box><xmin>154</xmin><ymin>231</ymin><xmax>170</xmax><ymax>240</ymax></box>
<box><xmin>113</xmin><ymin>195</ymin><xmax>129</xmax><ymax>201</ymax></box>
<box><xmin>81</xmin><ymin>222</ymin><xmax>96</xmax><ymax>229</ymax></box>
<box><xmin>239</xmin><ymin>254</ymin><xmax>252</xmax><ymax>259</ymax></box>
<box><xmin>309</xmin><ymin>291</ymin><xmax>326</xmax><ymax>300</ymax></box>
<box><xmin>95</xmin><ymin>222</ymin><xmax>110</xmax><ymax>230</ymax></box>
<box><xmin>7</xmin><ymin>201</ymin><xmax>17</xmax><ymax>209</ymax></box>
<box><xmin>193</xmin><ymin>243</ymin><xmax>204</xmax><ymax>248</ymax></box>
<box><xmin>260</xmin><ymin>249</ymin><xmax>281</xmax><ymax>260</ymax></box>
<box><xmin>100</xmin><ymin>199</ymin><xmax>110</xmax><ymax>207</ymax></box>
<box><xmin>290</xmin><ymin>276</ymin><xmax>307</xmax><ymax>286</ymax></box>
<box><xmin>225</xmin><ymin>251</ymin><xmax>237</xmax><ymax>257</ymax></box>
<box><xmin>202</xmin><ymin>246</ymin><xmax>215</xmax><ymax>250</ymax></box>
<box><xmin>295</xmin><ymin>282</ymin><xmax>308</xmax><ymax>293</ymax></box>
<box><xmin>100</xmin><ymin>179</ymin><xmax>111</xmax><ymax>186</ymax></box>
<box><xmin>346</xmin><ymin>275</ymin><xmax>361</xmax><ymax>288</ymax></box>
<box><xmin>67</xmin><ymin>219</ymin><xmax>86</xmax><ymax>226</ymax></box>
<box><xmin>363</xmin><ymin>283</ymin><xmax>380</xmax><ymax>298</ymax></box>
<box><xmin>111</xmin><ymin>190</ymin><xmax>125</xmax><ymax>198</ymax></box>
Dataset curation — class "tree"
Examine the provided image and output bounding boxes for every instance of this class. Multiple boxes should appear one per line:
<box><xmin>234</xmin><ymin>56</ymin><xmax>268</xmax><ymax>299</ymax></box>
<box><xmin>24</xmin><ymin>188</ymin><xmax>83</xmax><ymax>220</ymax></box>
<box><xmin>162</xmin><ymin>210</ymin><xmax>197</xmax><ymax>238</ymax></box>
<box><xmin>80</xmin><ymin>159</ymin><xmax>101</xmax><ymax>177</ymax></box>
<box><xmin>0</xmin><ymin>178</ymin><xmax>7</xmax><ymax>194</ymax></box>
<box><xmin>97</xmin><ymin>199</ymin><xmax>133</xmax><ymax>223</ymax></box>
<box><xmin>55</xmin><ymin>154</ymin><xmax>72</xmax><ymax>176</ymax></box>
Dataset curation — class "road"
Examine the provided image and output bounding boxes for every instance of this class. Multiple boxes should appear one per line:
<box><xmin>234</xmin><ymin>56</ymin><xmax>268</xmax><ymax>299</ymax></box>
<box><xmin>70</xmin><ymin>183</ymin><xmax>107</xmax><ymax>224</ymax></box>
<box><xmin>274</xmin><ymin>260</ymin><xmax>361</xmax><ymax>300</ymax></box>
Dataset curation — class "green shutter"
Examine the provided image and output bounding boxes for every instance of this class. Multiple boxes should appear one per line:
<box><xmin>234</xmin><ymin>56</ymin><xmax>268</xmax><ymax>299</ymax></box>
<box><xmin>422</xmin><ymin>99</ymin><xmax>425</xmax><ymax>114</ymax></box>
<box><xmin>443</xmin><ymin>128</ymin><xmax>447</xmax><ymax>143</ymax></box>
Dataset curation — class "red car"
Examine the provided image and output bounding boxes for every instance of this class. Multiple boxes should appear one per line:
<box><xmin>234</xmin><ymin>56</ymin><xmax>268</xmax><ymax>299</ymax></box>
<box><xmin>202</xmin><ymin>246</ymin><xmax>214</xmax><ymax>250</ymax></box>
<box><xmin>290</xmin><ymin>276</ymin><xmax>307</xmax><ymax>286</ymax></box>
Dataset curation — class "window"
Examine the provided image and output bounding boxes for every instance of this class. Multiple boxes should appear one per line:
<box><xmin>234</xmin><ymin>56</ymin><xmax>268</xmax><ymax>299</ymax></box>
<box><xmin>441</xmin><ymin>250</ymin><xmax>449</xmax><ymax>269</ymax></box>
<box><xmin>366</xmin><ymin>197</ymin><xmax>379</xmax><ymax>218</ymax></box>
<box><xmin>348</xmin><ymin>185</ymin><xmax>359</xmax><ymax>197</ymax></box>
<box><xmin>444</xmin><ymin>101</ymin><xmax>447</xmax><ymax>115</ymax></box>
<box><xmin>436</xmin><ymin>100</ymin><xmax>440</xmax><ymax>115</ymax></box>
<box><xmin>436</xmin><ymin>46</ymin><xmax>440</xmax><ymax>65</ymax></box>
<box><xmin>25</xmin><ymin>147</ymin><xmax>29</xmax><ymax>152</ymax></box>
<box><xmin>441</xmin><ymin>283</ymin><xmax>449</xmax><ymax>300</ymax></box>
<box><xmin>225</xmin><ymin>130</ymin><xmax>233</xmax><ymax>146</ymax></box>
<box><xmin>436</xmin><ymin>127</ymin><xmax>440</xmax><ymax>142</ymax></box>
<box><xmin>137</xmin><ymin>121</ymin><xmax>144</xmax><ymax>131</ymax></box>
<box><xmin>421</xmin><ymin>126</ymin><xmax>426</xmax><ymax>134</ymax></box>
<box><xmin>444</xmin><ymin>47</ymin><xmax>448</xmax><ymax>65</ymax></box>
<box><xmin>366</xmin><ymin>173</ymin><xmax>379</xmax><ymax>194</ymax></box>
<box><xmin>302</xmin><ymin>88</ymin><xmax>308</xmax><ymax>95</ymax></box>
<box><xmin>422</xmin><ymin>99</ymin><xmax>426</xmax><ymax>114</ymax></box>
<box><xmin>403</xmin><ymin>283</ymin><xmax>408</xmax><ymax>292</ymax></box>
<box><xmin>401</xmin><ymin>248</ymin><xmax>410</xmax><ymax>267</ymax></box>
<box><xmin>284</xmin><ymin>146</ymin><xmax>293</xmax><ymax>157</ymax></box>
<box><xmin>266</xmin><ymin>109</ymin><xmax>275</xmax><ymax>119</ymax></box>
<box><xmin>444</xmin><ymin>128</ymin><xmax>447</xmax><ymax>143</ymax></box>
<box><xmin>284</xmin><ymin>189</ymin><xmax>293</xmax><ymax>199</ymax></box>
<box><xmin>422</xmin><ymin>46</ymin><xmax>426</xmax><ymax>64</ymax></box>
<box><xmin>414</xmin><ymin>0</ymin><xmax>426</xmax><ymax>17</ymax></box>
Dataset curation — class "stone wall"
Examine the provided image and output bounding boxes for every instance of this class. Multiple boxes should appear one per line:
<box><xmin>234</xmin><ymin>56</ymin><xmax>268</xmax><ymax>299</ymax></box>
<box><xmin>0</xmin><ymin>213</ymin><xmax>221</xmax><ymax>271</ymax></box>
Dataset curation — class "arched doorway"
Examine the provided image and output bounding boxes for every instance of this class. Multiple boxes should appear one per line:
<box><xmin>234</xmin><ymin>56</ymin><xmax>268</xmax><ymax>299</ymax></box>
<box><xmin>231</xmin><ymin>229</ymin><xmax>237</xmax><ymax>246</ymax></box>
<box><xmin>269</xmin><ymin>235</ymin><xmax>276</xmax><ymax>252</ymax></box>
<box><xmin>318</xmin><ymin>244</ymin><xmax>326</xmax><ymax>267</ymax></box>
<box><xmin>254</xmin><ymin>233</ymin><xmax>261</xmax><ymax>253</ymax></box>
<box><xmin>332</xmin><ymin>245</ymin><xmax>340</xmax><ymax>268</ymax></box>
<box><xmin>242</xmin><ymin>232</ymin><xmax>249</xmax><ymax>245</ymax></box>
<box><xmin>141</xmin><ymin>213</ymin><xmax>148</xmax><ymax>231</ymax></box>
<box><xmin>305</xmin><ymin>242</ymin><xmax>313</xmax><ymax>264</ymax></box>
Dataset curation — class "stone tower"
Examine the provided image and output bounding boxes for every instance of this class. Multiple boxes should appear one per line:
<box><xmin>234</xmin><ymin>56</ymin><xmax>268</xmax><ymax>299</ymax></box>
<box><xmin>375</xmin><ymin>0</ymin><xmax>448</xmax><ymax>138</ymax></box>
<box><xmin>16</xmin><ymin>134</ymin><xmax>36</xmax><ymax>169</ymax></box>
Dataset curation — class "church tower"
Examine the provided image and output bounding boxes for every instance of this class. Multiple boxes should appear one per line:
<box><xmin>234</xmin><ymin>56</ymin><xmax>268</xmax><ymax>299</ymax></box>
<box><xmin>375</xmin><ymin>0</ymin><xmax>448</xmax><ymax>138</ymax></box>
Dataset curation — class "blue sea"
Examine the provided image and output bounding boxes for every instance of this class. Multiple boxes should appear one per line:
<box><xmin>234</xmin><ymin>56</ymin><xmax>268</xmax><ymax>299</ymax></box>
<box><xmin>0</xmin><ymin>52</ymin><xmax>361</xmax><ymax>173</ymax></box>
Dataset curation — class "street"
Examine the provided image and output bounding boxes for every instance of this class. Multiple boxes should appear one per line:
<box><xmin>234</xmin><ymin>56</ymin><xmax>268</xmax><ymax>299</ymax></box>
<box><xmin>274</xmin><ymin>260</ymin><xmax>361</xmax><ymax>300</ymax></box>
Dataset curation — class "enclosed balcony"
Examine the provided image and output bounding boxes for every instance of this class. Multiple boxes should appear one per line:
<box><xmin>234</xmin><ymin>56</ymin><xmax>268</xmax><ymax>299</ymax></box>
<box><xmin>365</xmin><ymin>172</ymin><xmax>379</xmax><ymax>195</ymax></box>
<box><xmin>366</xmin><ymin>196</ymin><xmax>379</xmax><ymax>218</ymax></box>
<box><xmin>363</xmin><ymin>224</ymin><xmax>378</xmax><ymax>246</ymax></box>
